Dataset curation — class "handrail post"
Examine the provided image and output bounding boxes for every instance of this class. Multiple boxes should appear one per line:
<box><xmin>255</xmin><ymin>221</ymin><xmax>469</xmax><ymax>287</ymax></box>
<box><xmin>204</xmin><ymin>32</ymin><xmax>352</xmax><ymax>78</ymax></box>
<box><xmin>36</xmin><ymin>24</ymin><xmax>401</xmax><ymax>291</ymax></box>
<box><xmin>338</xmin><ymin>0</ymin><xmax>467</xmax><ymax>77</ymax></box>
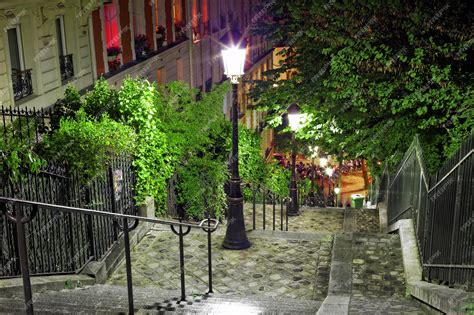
<box><xmin>15</xmin><ymin>204</ymin><xmax>33</xmax><ymax>315</ymax></box>
<box><xmin>178</xmin><ymin>223</ymin><xmax>186</xmax><ymax>301</ymax></box>
<box><xmin>262</xmin><ymin>190</ymin><xmax>266</xmax><ymax>230</ymax></box>
<box><xmin>280</xmin><ymin>197</ymin><xmax>284</xmax><ymax>231</ymax></box>
<box><xmin>286</xmin><ymin>199</ymin><xmax>289</xmax><ymax>231</ymax></box>
<box><xmin>207</xmin><ymin>216</ymin><xmax>213</xmax><ymax>293</ymax></box>
<box><xmin>272</xmin><ymin>194</ymin><xmax>276</xmax><ymax>231</ymax></box>
<box><xmin>122</xmin><ymin>217</ymin><xmax>134</xmax><ymax>315</ymax></box>
<box><xmin>252</xmin><ymin>188</ymin><xmax>256</xmax><ymax>230</ymax></box>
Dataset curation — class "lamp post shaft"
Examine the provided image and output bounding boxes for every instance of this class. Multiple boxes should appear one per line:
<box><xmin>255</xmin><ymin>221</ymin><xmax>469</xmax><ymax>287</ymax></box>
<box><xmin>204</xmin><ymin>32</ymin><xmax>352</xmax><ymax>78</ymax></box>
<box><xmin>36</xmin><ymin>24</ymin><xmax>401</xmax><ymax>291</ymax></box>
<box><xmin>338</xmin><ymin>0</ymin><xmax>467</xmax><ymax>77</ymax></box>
<box><xmin>223</xmin><ymin>83</ymin><xmax>251</xmax><ymax>250</ymax></box>
<box><xmin>288</xmin><ymin>131</ymin><xmax>299</xmax><ymax>216</ymax></box>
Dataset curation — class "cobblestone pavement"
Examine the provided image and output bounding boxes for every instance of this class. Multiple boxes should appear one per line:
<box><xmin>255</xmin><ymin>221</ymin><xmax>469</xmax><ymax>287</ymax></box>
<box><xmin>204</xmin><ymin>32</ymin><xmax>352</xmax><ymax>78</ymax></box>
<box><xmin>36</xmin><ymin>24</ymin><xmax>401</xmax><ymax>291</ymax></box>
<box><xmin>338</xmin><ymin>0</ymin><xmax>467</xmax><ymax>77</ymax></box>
<box><xmin>108</xmin><ymin>227</ymin><xmax>333</xmax><ymax>301</ymax></box>
<box><xmin>355</xmin><ymin>208</ymin><xmax>380</xmax><ymax>233</ymax></box>
<box><xmin>349</xmin><ymin>296</ymin><xmax>428</xmax><ymax>314</ymax></box>
<box><xmin>244</xmin><ymin>203</ymin><xmax>344</xmax><ymax>233</ymax></box>
<box><xmin>352</xmin><ymin>233</ymin><xmax>406</xmax><ymax>298</ymax></box>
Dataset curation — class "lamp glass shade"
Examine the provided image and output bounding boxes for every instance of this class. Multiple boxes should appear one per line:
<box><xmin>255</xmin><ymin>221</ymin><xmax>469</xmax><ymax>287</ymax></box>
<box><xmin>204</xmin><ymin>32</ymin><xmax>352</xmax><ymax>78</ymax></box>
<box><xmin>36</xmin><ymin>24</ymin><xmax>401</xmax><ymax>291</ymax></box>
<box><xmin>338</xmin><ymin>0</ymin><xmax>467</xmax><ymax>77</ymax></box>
<box><xmin>222</xmin><ymin>47</ymin><xmax>246</xmax><ymax>78</ymax></box>
<box><xmin>288</xmin><ymin>113</ymin><xmax>302</xmax><ymax>131</ymax></box>
<box><xmin>334</xmin><ymin>187</ymin><xmax>341</xmax><ymax>194</ymax></box>
<box><xmin>325</xmin><ymin>167</ymin><xmax>334</xmax><ymax>177</ymax></box>
<box><xmin>319</xmin><ymin>157</ymin><xmax>328</xmax><ymax>167</ymax></box>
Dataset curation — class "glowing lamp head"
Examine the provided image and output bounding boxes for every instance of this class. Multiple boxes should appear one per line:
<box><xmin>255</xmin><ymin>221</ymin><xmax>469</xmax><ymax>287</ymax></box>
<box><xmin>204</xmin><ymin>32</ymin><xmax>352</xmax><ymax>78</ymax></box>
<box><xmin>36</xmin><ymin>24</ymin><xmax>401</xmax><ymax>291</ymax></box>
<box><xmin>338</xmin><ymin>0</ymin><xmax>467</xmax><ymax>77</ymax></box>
<box><xmin>319</xmin><ymin>157</ymin><xmax>328</xmax><ymax>167</ymax></box>
<box><xmin>287</xmin><ymin>103</ymin><xmax>302</xmax><ymax>131</ymax></box>
<box><xmin>325</xmin><ymin>167</ymin><xmax>334</xmax><ymax>177</ymax></box>
<box><xmin>334</xmin><ymin>187</ymin><xmax>341</xmax><ymax>195</ymax></box>
<box><xmin>220</xmin><ymin>29</ymin><xmax>247</xmax><ymax>84</ymax></box>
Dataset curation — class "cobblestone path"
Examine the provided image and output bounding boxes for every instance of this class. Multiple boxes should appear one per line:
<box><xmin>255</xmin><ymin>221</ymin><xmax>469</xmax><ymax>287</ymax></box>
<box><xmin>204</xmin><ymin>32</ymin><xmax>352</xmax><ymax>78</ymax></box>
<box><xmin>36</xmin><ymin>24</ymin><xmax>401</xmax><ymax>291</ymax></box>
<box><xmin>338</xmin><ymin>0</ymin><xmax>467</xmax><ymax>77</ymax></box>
<box><xmin>108</xmin><ymin>228</ymin><xmax>333</xmax><ymax>301</ymax></box>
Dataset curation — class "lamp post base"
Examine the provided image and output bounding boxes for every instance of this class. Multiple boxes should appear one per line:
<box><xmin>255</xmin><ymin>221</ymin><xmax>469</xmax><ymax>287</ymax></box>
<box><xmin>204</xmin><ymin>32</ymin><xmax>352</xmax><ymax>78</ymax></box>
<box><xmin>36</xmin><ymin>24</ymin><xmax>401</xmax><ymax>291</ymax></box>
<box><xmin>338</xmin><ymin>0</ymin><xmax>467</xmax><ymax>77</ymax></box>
<box><xmin>222</xmin><ymin>181</ymin><xmax>251</xmax><ymax>250</ymax></box>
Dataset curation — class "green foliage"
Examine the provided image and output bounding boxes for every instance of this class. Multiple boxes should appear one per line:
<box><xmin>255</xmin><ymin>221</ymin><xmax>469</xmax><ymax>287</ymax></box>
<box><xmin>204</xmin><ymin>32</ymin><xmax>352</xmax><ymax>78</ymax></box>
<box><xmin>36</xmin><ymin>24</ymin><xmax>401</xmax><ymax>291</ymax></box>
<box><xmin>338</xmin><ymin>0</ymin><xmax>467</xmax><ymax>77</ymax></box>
<box><xmin>51</xmin><ymin>85</ymin><xmax>82</xmax><ymax>130</ymax></box>
<box><xmin>264</xmin><ymin>162</ymin><xmax>291</xmax><ymax>197</ymax></box>
<box><xmin>176</xmin><ymin>155</ymin><xmax>228</xmax><ymax>220</ymax></box>
<box><xmin>83</xmin><ymin>77</ymin><xmax>120</xmax><ymax>119</ymax></box>
<box><xmin>239</xmin><ymin>125</ymin><xmax>267</xmax><ymax>185</ymax></box>
<box><xmin>117</xmin><ymin>78</ymin><xmax>174</xmax><ymax>210</ymax></box>
<box><xmin>43</xmin><ymin>109</ymin><xmax>136</xmax><ymax>183</ymax></box>
<box><xmin>0</xmin><ymin>118</ymin><xmax>45</xmax><ymax>186</ymax></box>
<box><xmin>251</xmin><ymin>0</ymin><xmax>474</xmax><ymax>175</ymax></box>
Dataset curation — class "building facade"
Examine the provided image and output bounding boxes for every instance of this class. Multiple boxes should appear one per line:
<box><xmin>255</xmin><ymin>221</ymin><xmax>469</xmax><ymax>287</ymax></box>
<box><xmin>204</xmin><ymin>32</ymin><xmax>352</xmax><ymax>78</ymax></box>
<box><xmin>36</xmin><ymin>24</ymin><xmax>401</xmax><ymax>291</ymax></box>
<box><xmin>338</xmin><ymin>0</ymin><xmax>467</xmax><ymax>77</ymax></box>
<box><xmin>0</xmin><ymin>0</ymin><xmax>275</xmax><ymax>155</ymax></box>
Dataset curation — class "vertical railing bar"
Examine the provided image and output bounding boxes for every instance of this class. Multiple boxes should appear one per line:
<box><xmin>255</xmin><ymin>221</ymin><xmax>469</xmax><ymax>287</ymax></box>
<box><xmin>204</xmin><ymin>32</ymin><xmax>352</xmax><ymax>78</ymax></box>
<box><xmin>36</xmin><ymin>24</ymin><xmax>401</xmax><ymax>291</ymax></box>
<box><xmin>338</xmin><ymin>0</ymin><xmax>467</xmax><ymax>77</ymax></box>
<box><xmin>15</xmin><ymin>204</ymin><xmax>34</xmax><ymax>314</ymax></box>
<box><xmin>207</xmin><ymin>216</ymin><xmax>213</xmax><ymax>293</ymax></box>
<box><xmin>272</xmin><ymin>193</ymin><xmax>276</xmax><ymax>231</ymax></box>
<box><xmin>262</xmin><ymin>190</ymin><xmax>266</xmax><ymax>230</ymax></box>
<box><xmin>280</xmin><ymin>197</ymin><xmax>283</xmax><ymax>231</ymax></box>
<box><xmin>252</xmin><ymin>187</ymin><xmax>256</xmax><ymax>231</ymax></box>
<box><xmin>178</xmin><ymin>224</ymin><xmax>186</xmax><ymax>301</ymax></box>
<box><xmin>122</xmin><ymin>218</ymin><xmax>134</xmax><ymax>315</ymax></box>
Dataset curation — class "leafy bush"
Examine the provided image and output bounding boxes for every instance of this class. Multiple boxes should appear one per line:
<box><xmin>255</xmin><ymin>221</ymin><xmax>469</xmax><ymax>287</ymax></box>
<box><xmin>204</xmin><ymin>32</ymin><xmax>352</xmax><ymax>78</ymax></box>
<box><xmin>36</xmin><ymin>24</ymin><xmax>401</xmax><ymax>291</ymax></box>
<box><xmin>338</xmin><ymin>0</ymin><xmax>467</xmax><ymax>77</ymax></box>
<box><xmin>239</xmin><ymin>126</ymin><xmax>267</xmax><ymax>185</ymax></box>
<box><xmin>118</xmin><ymin>78</ymin><xmax>174</xmax><ymax>210</ymax></box>
<box><xmin>176</xmin><ymin>155</ymin><xmax>228</xmax><ymax>220</ymax></box>
<box><xmin>83</xmin><ymin>77</ymin><xmax>120</xmax><ymax>120</ymax></box>
<box><xmin>265</xmin><ymin>162</ymin><xmax>291</xmax><ymax>197</ymax></box>
<box><xmin>43</xmin><ymin>109</ymin><xmax>136</xmax><ymax>183</ymax></box>
<box><xmin>0</xmin><ymin>118</ymin><xmax>45</xmax><ymax>187</ymax></box>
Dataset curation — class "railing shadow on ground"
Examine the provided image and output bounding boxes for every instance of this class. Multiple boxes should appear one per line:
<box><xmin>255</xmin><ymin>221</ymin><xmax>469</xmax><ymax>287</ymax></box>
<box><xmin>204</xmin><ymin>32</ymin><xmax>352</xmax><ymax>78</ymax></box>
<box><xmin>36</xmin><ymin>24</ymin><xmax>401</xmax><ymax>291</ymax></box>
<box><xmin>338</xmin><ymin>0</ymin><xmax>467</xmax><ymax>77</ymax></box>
<box><xmin>373</xmin><ymin>134</ymin><xmax>473</xmax><ymax>291</ymax></box>
<box><xmin>0</xmin><ymin>197</ymin><xmax>219</xmax><ymax>315</ymax></box>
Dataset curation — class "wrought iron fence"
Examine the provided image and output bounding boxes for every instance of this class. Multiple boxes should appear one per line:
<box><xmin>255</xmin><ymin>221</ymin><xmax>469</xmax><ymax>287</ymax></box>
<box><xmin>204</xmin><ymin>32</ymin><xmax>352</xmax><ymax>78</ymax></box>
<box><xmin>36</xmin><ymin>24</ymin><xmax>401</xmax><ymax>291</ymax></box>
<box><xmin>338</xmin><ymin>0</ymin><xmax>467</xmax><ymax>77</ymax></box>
<box><xmin>59</xmin><ymin>54</ymin><xmax>74</xmax><ymax>81</ymax></box>
<box><xmin>0</xmin><ymin>197</ymin><xmax>219</xmax><ymax>314</ymax></box>
<box><xmin>0</xmin><ymin>107</ymin><xmax>137</xmax><ymax>278</ymax></box>
<box><xmin>378</xmin><ymin>134</ymin><xmax>473</xmax><ymax>290</ymax></box>
<box><xmin>244</xmin><ymin>183</ymin><xmax>289</xmax><ymax>231</ymax></box>
<box><xmin>11</xmin><ymin>69</ymin><xmax>33</xmax><ymax>101</ymax></box>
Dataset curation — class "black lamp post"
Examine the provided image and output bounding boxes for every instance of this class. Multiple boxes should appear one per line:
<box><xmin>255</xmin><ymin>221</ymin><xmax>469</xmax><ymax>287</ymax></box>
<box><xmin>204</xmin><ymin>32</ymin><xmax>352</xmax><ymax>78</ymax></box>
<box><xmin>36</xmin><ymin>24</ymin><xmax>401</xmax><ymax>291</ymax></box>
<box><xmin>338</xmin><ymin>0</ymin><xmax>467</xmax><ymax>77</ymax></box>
<box><xmin>287</xmin><ymin>103</ymin><xmax>302</xmax><ymax>216</ymax></box>
<box><xmin>221</xmin><ymin>29</ymin><xmax>251</xmax><ymax>250</ymax></box>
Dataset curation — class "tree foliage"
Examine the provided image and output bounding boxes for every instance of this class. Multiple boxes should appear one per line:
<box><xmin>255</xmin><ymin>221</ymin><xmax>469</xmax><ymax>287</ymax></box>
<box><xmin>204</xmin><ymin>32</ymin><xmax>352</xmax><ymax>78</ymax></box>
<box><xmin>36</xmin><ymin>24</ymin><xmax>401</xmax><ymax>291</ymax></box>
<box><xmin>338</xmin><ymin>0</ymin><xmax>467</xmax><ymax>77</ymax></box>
<box><xmin>251</xmin><ymin>0</ymin><xmax>473</xmax><ymax>174</ymax></box>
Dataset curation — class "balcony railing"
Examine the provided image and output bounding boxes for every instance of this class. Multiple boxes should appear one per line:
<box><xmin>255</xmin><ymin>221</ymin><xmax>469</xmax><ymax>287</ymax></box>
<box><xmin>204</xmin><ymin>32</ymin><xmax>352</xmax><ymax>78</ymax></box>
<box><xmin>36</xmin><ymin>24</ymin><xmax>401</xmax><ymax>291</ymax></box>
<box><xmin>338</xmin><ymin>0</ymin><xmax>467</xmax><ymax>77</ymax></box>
<box><xmin>60</xmin><ymin>54</ymin><xmax>74</xmax><ymax>82</ymax></box>
<box><xmin>12</xmin><ymin>69</ymin><xmax>33</xmax><ymax>101</ymax></box>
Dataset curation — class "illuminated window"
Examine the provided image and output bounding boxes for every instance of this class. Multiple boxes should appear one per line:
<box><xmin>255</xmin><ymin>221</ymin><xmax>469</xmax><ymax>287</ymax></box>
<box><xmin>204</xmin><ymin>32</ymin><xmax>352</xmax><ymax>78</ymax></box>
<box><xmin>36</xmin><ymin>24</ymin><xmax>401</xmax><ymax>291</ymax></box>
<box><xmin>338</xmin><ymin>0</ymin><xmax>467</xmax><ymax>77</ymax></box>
<box><xmin>154</xmin><ymin>0</ymin><xmax>166</xmax><ymax>48</ymax></box>
<box><xmin>104</xmin><ymin>2</ymin><xmax>120</xmax><ymax>49</ymax></box>
<box><xmin>192</xmin><ymin>0</ymin><xmax>201</xmax><ymax>42</ymax></box>
<box><xmin>173</xmin><ymin>0</ymin><xmax>187</xmax><ymax>41</ymax></box>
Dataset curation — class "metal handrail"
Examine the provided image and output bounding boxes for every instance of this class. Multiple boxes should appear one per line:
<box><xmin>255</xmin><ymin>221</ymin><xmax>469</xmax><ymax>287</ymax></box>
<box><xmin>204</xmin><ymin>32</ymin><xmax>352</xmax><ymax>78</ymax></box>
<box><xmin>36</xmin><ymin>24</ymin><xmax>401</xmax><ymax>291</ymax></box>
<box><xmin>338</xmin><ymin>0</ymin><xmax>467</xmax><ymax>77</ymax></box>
<box><xmin>389</xmin><ymin>136</ymin><xmax>430</xmax><ymax>190</ymax></box>
<box><xmin>0</xmin><ymin>197</ymin><xmax>218</xmax><ymax>314</ymax></box>
<box><xmin>427</xmin><ymin>149</ymin><xmax>474</xmax><ymax>194</ymax></box>
<box><xmin>0</xmin><ymin>197</ymin><xmax>218</xmax><ymax>230</ymax></box>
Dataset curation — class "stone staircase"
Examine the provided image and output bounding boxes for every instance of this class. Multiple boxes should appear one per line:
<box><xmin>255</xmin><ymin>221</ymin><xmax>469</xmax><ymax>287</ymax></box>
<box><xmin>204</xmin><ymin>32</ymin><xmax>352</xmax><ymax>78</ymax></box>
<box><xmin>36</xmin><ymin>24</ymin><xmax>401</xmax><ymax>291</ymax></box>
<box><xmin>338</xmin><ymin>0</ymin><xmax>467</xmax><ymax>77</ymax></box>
<box><xmin>0</xmin><ymin>207</ymin><xmax>435</xmax><ymax>314</ymax></box>
<box><xmin>0</xmin><ymin>284</ymin><xmax>321</xmax><ymax>314</ymax></box>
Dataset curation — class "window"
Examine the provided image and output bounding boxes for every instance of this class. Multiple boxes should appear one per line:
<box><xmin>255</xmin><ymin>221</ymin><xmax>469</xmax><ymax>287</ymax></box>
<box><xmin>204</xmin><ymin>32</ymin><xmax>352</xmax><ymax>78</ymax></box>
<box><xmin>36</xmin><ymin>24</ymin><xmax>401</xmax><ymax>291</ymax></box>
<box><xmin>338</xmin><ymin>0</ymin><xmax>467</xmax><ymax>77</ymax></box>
<box><xmin>154</xmin><ymin>0</ymin><xmax>166</xmax><ymax>48</ymax></box>
<box><xmin>56</xmin><ymin>16</ymin><xmax>74</xmax><ymax>81</ymax></box>
<box><xmin>7</xmin><ymin>26</ymin><xmax>24</xmax><ymax>72</ymax></box>
<box><xmin>201</xmin><ymin>0</ymin><xmax>209</xmax><ymax>37</ymax></box>
<box><xmin>192</xmin><ymin>0</ymin><xmax>201</xmax><ymax>42</ymax></box>
<box><xmin>104</xmin><ymin>2</ymin><xmax>120</xmax><ymax>50</ymax></box>
<box><xmin>173</xmin><ymin>0</ymin><xmax>186</xmax><ymax>41</ymax></box>
<box><xmin>7</xmin><ymin>26</ymin><xmax>33</xmax><ymax>101</ymax></box>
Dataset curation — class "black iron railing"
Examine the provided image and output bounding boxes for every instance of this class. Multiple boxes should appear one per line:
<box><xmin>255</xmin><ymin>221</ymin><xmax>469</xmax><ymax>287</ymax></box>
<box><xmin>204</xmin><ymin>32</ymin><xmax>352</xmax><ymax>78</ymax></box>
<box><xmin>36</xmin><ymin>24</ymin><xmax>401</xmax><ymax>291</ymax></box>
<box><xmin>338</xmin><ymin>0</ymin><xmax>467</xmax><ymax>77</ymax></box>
<box><xmin>378</xmin><ymin>134</ymin><xmax>473</xmax><ymax>290</ymax></box>
<box><xmin>0</xmin><ymin>197</ymin><xmax>219</xmax><ymax>315</ymax></box>
<box><xmin>11</xmin><ymin>69</ymin><xmax>33</xmax><ymax>101</ymax></box>
<box><xmin>244</xmin><ymin>183</ymin><xmax>289</xmax><ymax>231</ymax></box>
<box><xmin>0</xmin><ymin>107</ymin><xmax>136</xmax><ymax>278</ymax></box>
<box><xmin>59</xmin><ymin>54</ymin><xmax>74</xmax><ymax>81</ymax></box>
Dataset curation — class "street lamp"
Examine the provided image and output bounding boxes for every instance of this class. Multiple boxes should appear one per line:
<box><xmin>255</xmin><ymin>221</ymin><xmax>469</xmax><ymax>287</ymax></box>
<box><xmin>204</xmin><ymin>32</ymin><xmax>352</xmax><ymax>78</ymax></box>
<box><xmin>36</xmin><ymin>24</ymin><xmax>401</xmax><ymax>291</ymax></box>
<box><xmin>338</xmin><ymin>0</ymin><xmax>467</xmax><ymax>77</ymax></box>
<box><xmin>287</xmin><ymin>103</ymin><xmax>302</xmax><ymax>216</ymax></box>
<box><xmin>334</xmin><ymin>187</ymin><xmax>341</xmax><ymax>207</ymax></box>
<box><xmin>325</xmin><ymin>167</ymin><xmax>334</xmax><ymax>206</ymax></box>
<box><xmin>221</xmin><ymin>29</ymin><xmax>251</xmax><ymax>250</ymax></box>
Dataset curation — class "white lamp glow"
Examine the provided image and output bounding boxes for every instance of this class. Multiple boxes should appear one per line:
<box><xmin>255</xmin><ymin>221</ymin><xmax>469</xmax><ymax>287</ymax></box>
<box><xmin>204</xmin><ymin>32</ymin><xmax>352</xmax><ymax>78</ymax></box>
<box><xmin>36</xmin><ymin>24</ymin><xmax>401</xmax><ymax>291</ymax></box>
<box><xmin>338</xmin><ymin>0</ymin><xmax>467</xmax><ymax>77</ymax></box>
<box><xmin>334</xmin><ymin>187</ymin><xmax>341</xmax><ymax>194</ymax></box>
<box><xmin>287</xmin><ymin>103</ymin><xmax>302</xmax><ymax>131</ymax></box>
<box><xmin>325</xmin><ymin>167</ymin><xmax>334</xmax><ymax>177</ymax></box>
<box><xmin>319</xmin><ymin>157</ymin><xmax>328</xmax><ymax>167</ymax></box>
<box><xmin>222</xmin><ymin>46</ymin><xmax>247</xmax><ymax>84</ymax></box>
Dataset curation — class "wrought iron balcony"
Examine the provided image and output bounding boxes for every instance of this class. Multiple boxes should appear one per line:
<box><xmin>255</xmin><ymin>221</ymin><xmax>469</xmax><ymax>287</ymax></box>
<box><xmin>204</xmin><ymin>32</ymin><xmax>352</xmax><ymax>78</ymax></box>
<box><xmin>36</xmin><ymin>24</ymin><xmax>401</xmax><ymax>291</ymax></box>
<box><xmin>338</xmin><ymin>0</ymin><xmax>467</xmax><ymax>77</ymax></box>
<box><xmin>11</xmin><ymin>69</ymin><xmax>33</xmax><ymax>101</ymax></box>
<box><xmin>60</xmin><ymin>54</ymin><xmax>74</xmax><ymax>81</ymax></box>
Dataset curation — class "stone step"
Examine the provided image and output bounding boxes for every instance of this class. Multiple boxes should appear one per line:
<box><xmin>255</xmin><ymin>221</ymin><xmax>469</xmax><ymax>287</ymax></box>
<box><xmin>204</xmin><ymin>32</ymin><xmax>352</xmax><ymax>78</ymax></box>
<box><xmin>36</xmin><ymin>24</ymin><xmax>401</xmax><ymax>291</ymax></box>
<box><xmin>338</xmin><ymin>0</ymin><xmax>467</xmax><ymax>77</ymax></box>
<box><xmin>0</xmin><ymin>285</ymin><xmax>321</xmax><ymax>314</ymax></box>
